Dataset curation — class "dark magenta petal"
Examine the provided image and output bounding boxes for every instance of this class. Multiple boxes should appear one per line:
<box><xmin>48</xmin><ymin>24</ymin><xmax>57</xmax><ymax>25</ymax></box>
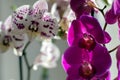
<box><xmin>105</xmin><ymin>6</ymin><xmax>117</xmax><ymax>24</ymax></box>
<box><xmin>92</xmin><ymin>44</ymin><xmax>111</xmax><ymax>76</ymax></box>
<box><xmin>62</xmin><ymin>46</ymin><xmax>85</xmax><ymax>64</ymax></box>
<box><xmin>70</xmin><ymin>0</ymin><xmax>91</xmax><ymax>18</ymax></box>
<box><xmin>80</xmin><ymin>15</ymin><xmax>105</xmax><ymax>43</ymax></box>
<box><xmin>103</xmin><ymin>31</ymin><xmax>111</xmax><ymax>43</ymax></box>
<box><xmin>116</xmin><ymin>46</ymin><xmax>120</xmax><ymax>80</ymax></box>
<box><xmin>67</xmin><ymin>20</ymin><xmax>84</xmax><ymax>46</ymax></box>
<box><xmin>66</xmin><ymin>64</ymin><xmax>81</xmax><ymax>80</ymax></box>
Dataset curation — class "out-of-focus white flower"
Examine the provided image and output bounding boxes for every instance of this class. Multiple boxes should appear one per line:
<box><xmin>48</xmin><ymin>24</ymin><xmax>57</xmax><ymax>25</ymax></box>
<box><xmin>12</xmin><ymin>0</ymin><xmax>59</xmax><ymax>40</ymax></box>
<box><xmin>0</xmin><ymin>16</ymin><xmax>26</xmax><ymax>55</ymax></box>
<box><xmin>33</xmin><ymin>39</ymin><xmax>60</xmax><ymax>70</ymax></box>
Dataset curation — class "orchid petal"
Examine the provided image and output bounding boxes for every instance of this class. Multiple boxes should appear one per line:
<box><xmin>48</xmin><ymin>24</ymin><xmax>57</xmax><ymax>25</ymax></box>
<box><xmin>92</xmin><ymin>44</ymin><xmax>111</xmax><ymax>76</ymax></box>
<box><xmin>12</xmin><ymin>5</ymin><xmax>32</xmax><ymax>34</ymax></box>
<box><xmin>32</xmin><ymin>0</ymin><xmax>48</xmax><ymax>20</ymax></box>
<box><xmin>39</xmin><ymin>13</ymin><xmax>59</xmax><ymax>38</ymax></box>
<box><xmin>80</xmin><ymin>15</ymin><xmax>105</xmax><ymax>43</ymax></box>
<box><xmin>116</xmin><ymin>46</ymin><xmax>120</xmax><ymax>80</ymax></box>
<box><xmin>105</xmin><ymin>6</ymin><xmax>117</xmax><ymax>24</ymax></box>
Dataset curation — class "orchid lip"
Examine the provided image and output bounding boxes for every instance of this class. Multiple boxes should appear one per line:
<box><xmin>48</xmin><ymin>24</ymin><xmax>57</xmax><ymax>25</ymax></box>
<box><xmin>3</xmin><ymin>36</ymin><xmax>12</xmax><ymax>46</ymax></box>
<box><xmin>79</xmin><ymin>33</ymin><xmax>96</xmax><ymax>50</ymax></box>
<box><xmin>79</xmin><ymin>61</ymin><xmax>96</xmax><ymax>79</ymax></box>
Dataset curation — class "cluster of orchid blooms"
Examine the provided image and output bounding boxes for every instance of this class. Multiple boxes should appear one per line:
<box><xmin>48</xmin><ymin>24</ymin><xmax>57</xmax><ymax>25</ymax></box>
<box><xmin>0</xmin><ymin>0</ymin><xmax>62</xmax><ymax>78</ymax></box>
<box><xmin>1</xmin><ymin>0</ymin><xmax>120</xmax><ymax>80</ymax></box>
<box><xmin>61</xmin><ymin>0</ymin><xmax>120</xmax><ymax>80</ymax></box>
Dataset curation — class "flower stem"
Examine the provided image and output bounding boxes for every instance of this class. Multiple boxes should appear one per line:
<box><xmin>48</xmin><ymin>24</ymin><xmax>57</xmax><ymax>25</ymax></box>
<box><xmin>98</xmin><ymin>5</ymin><xmax>107</xmax><ymax>17</ymax></box>
<box><xmin>41</xmin><ymin>68</ymin><xmax>49</xmax><ymax>80</ymax></box>
<box><xmin>23</xmin><ymin>41</ymin><xmax>32</xmax><ymax>80</ymax></box>
<box><xmin>19</xmin><ymin>56</ymin><xmax>23</xmax><ymax>80</ymax></box>
<box><xmin>109</xmin><ymin>45</ymin><xmax>119</xmax><ymax>53</ymax></box>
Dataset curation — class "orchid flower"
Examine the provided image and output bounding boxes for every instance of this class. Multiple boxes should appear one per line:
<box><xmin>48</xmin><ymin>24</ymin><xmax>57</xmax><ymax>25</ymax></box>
<box><xmin>62</xmin><ymin>15</ymin><xmax>112</xmax><ymax>80</ymax></box>
<box><xmin>12</xmin><ymin>0</ymin><xmax>59</xmax><ymax>40</ymax></box>
<box><xmin>33</xmin><ymin>39</ymin><xmax>60</xmax><ymax>70</ymax></box>
<box><xmin>0</xmin><ymin>16</ymin><xmax>26</xmax><ymax>56</ymax></box>
<box><xmin>105</xmin><ymin>0</ymin><xmax>120</xmax><ymax>39</ymax></box>
<box><xmin>70</xmin><ymin>0</ymin><xmax>98</xmax><ymax>18</ymax></box>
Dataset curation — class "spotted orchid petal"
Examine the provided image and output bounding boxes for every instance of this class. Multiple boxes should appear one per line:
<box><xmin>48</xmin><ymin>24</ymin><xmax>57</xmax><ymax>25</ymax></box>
<box><xmin>33</xmin><ymin>40</ymin><xmax>60</xmax><ymax>69</ymax></box>
<box><xmin>12</xmin><ymin>5</ymin><xmax>32</xmax><ymax>34</ymax></box>
<box><xmin>32</xmin><ymin>0</ymin><xmax>48</xmax><ymax>20</ymax></box>
<box><xmin>3</xmin><ymin>15</ymin><xmax>13</xmax><ymax>33</ymax></box>
<box><xmin>0</xmin><ymin>22</ymin><xmax>11</xmax><ymax>53</ymax></box>
<box><xmin>12</xmin><ymin>34</ymin><xmax>27</xmax><ymax>56</ymax></box>
<box><xmin>39</xmin><ymin>13</ymin><xmax>59</xmax><ymax>38</ymax></box>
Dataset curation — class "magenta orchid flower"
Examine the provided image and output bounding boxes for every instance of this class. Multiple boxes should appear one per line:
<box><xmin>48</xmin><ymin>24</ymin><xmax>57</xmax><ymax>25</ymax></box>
<box><xmin>70</xmin><ymin>0</ymin><xmax>98</xmax><ymax>18</ymax></box>
<box><xmin>105</xmin><ymin>0</ymin><xmax>120</xmax><ymax>39</ymax></box>
<box><xmin>0</xmin><ymin>16</ymin><xmax>26</xmax><ymax>56</ymax></box>
<box><xmin>33</xmin><ymin>39</ymin><xmax>60</xmax><ymax>70</ymax></box>
<box><xmin>12</xmin><ymin>0</ymin><xmax>59</xmax><ymax>40</ymax></box>
<box><xmin>62</xmin><ymin>15</ymin><xmax>112</xmax><ymax>80</ymax></box>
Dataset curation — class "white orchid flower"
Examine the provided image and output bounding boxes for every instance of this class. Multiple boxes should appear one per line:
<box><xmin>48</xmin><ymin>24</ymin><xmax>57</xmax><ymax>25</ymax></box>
<box><xmin>33</xmin><ymin>39</ymin><xmax>60</xmax><ymax>70</ymax></box>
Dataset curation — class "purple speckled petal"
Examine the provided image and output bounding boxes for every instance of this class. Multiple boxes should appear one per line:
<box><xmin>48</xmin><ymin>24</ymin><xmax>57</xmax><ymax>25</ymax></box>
<box><xmin>32</xmin><ymin>0</ymin><xmax>48</xmax><ymax>20</ymax></box>
<box><xmin>92</xmin><ymin>44</ymin><xmax>111</xmax><ymax>76</ymax></box>
<box><xmin>105</xmin><ymin>6</ymin><xmax>117</xmax><ymax>24</ymax></box>
<box><xmin>80</xmin><ymin>15</ymin><xmax>105</xmax><ymax>44</ymax></box>
<box><xmin>39</xmin><ymin>14</ymin><xmax>59</xmax><ymax>38</ymax></box>
<box><xmin>12</xmin><ymin>5</ymin><xmax>32</xmax><ymax>34</ymax></box>
<box><xmin>4</xmin><ymin>15</ymin><xmax>13</xmax><ymax>33</ymax></box>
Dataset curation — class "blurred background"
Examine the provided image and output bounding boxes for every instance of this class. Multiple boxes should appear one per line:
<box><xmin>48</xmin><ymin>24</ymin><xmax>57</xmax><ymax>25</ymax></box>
<box><xmin>0</xmin><ymin>0</ymin><xmax>119</xmax><ymax>80</ymax></box>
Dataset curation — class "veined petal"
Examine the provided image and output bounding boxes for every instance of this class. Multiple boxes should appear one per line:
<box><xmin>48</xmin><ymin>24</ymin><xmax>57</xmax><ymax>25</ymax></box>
<box><xmin>92</xmin><ymin>44</ymin><xmax>111</xmax><ymax>76</ymax></box>
<box><xmin>12</xmin><ymin>5</ymin><xmax>32</xmax><ymax>34</ymax></box>
<box><xmin>32</xmin><ymin>0</ymin><xmax>48</xmax><ymax>20</ymax></box>
<box><xmin>80</xmin><ymin>15</ymin><xmax>105</xmax><ymax>43</ymax></box>
<box><xmin>39</xmin><ymin>13</ymin><xmax>59</xmax><ymax>38</ymax></box>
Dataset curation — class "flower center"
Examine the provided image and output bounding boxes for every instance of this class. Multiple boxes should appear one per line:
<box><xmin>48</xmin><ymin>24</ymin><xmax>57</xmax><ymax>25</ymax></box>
<box><xmin>79</xmin><ymin>33</ymin><xmax>96</xmax><ymax>50</ymax></box>
<box><xmin>3</xmin><ymin>36</ymin><xmax>12</xmax><ymax>46</ymax></box>
<box><xmin>28</xmin><ymin>21</ymin><xmax>39</xmax><ymax>32</ymax></box>
<box><xmin>79</xmin><ymin>61</ymin><xmax>95</xmax><ymax>79</ymax></box>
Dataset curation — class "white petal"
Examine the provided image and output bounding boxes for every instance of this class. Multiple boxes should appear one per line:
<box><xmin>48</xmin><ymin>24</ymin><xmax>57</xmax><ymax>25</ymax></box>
<box><xmin>32</xmin><ymin>0</ymin><xmax>48</xmax><ymax>20</ymax></box>
<box><xmin>4</xmin><ymin>15</ymin><xmax>13</xmax><ymax>33</ymax></box>
<box><xmin>39</xmin><ymin>13</ymin><xmax>59</xmax><ymax>38</ymax></box>
<box><xmin>50</xmin><ymin>3</ymin><xmax>60</xmax><ymax>22</ymax></box>
<box><xmin>12</xmin><ymin>5</ymin><xmax>32</xmax><ymax>34</ymax></box>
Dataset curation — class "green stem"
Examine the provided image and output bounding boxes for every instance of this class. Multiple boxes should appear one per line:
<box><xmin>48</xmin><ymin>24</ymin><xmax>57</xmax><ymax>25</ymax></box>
<box><xmin>23</xmin><ymin>41</ymin><xmax>32</xmax><ymax>80</ymax></box>
<box><xmin>41</xmin><ymin>68</ymin><xmax>49</xmax><ymax>80</ymax></box>
<box><xmin>19</xmin><ymin>56</ymin><xmax>23</xmax><ymax>80</ymax></box>
<box><xmin>109</xmin><ymin>45</ymin><xmax>119</xmax><ymax>53</ymax></box>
